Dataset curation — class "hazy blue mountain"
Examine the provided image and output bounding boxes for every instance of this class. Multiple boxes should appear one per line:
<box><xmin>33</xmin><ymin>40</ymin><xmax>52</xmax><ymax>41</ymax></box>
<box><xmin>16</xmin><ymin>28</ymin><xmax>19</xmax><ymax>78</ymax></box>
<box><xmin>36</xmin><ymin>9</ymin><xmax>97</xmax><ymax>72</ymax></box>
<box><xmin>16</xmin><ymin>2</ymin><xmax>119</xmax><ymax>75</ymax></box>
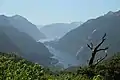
<box><xmin>9</xmin><ymin>15</ymin><xmax>46</xmax><ymax>41</ymax></box>
<box><xmin>49</xmin><ymin>10</ymin><xmax>120</xmax><ymax>64</ymax></box>
<box><xmin>0</xmin><ymin>15</ymin><xmax>58</xmax><ymax>66</ymax></box>
<box><xmin>39</xmin><ymin>22</ymin><xmax>82</xmax><ymax>39</ymax></box>
<box><xmin>37</xmin><ymin>25</ymin><xmax>44</xmax><ymax>29</ymax></box>
<box><xmin>0</xmin><ymin>30</ymin><xmax>22</xmax><ymax>54</ymax></box>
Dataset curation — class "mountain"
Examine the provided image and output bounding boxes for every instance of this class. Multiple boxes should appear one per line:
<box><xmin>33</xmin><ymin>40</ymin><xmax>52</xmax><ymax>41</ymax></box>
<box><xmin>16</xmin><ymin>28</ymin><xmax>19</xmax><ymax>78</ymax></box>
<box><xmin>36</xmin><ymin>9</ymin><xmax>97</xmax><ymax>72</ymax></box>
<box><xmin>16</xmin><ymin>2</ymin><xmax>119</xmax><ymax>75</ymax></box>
<box><xmin>0</xmin><ymin>15</ymin><xmax>57</xmax><ymax>66</ymax></box>
<box><xmin>50</xmin><ymin>10</ymin><xmax>120</xmax><ymax>64</ymax></box>
<box><xmin>39</xmin><ymin>22</ymin><xmax>82</xmax><ymax>39</ymax></box>
<box><xmin>37</xmin><ymin>25</ymin><xmax>44</xmax><ymax>29</ymax></box>
<box><xmin>0</xmin><ymin>31</ymin><xmax>22</xmax><ymax>54</ymax></box>
<box><xmin>9</xmin><ymin>15</ymin><xmax>46</xmax><ymax>41</ymax></box>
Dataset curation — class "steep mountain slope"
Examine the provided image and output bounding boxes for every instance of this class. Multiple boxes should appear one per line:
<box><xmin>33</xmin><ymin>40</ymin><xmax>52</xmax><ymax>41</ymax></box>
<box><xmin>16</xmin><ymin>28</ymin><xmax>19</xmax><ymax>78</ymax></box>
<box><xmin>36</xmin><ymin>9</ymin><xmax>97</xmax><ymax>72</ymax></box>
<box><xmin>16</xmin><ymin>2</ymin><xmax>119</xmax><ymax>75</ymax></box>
<box><xmin>52</xmin><ymin>10</ymin><xmax>120</xmax><ymax>64</ymax></box>
<box><xmin>37</xmin><ymin>25</ymin><xmax>43</xmax><ymax>29</ymax></box>
<box><xmin>0</xmin><ymin>31</ymin><xmax>22</xmax><ymax>54</ymax></box>
<box><xmin>0</xmin><ymin>15</ymin><xmax>56</xmax><ymax>66</ymax></box>
<box><xmin>40</xmin><ymin>22</ymin><xmax>82</xmax><ymax>39</ymax></box>
<box><xmin>9</xmin><ymin>15</ymin><xmax>46</xmax><ymax>41</ymax></box>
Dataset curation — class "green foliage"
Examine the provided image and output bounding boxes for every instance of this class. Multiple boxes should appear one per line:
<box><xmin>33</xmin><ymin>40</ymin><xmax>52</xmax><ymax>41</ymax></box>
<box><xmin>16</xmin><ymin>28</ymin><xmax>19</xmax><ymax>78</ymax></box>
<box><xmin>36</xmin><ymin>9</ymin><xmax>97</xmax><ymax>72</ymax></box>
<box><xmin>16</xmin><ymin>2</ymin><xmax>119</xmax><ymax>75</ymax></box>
<box><xmin>0</xmin><ymin>53</ymin><xmax>46</xmax><ymax>80</ymax></box>
<box><xmin>0</xmin><ymin>52</ymin><xmax>94</xmax><ymax>80</ymax></box>
<box><xmin>1</xmin><ymin>52</ymin><xmax>120</xmax><ymax>80</ymax></box>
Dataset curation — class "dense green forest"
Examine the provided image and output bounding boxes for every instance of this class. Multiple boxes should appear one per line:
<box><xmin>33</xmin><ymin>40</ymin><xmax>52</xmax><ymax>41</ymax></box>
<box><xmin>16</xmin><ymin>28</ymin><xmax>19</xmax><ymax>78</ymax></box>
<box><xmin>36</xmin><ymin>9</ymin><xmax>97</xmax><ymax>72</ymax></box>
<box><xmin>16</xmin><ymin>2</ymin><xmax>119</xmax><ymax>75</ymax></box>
<box><xmin>0</xmin><ymin>52</ymin><xmax>120</xmax><ymax>80</ymax></box>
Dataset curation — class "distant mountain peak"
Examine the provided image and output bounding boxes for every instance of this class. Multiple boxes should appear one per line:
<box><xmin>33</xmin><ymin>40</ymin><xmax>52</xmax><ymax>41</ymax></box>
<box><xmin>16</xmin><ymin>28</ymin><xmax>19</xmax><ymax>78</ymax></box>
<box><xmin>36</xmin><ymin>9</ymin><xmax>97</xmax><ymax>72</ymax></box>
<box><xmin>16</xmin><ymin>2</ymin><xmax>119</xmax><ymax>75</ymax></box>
<box><xmin>12</xmin><ymin>15</ymin><xmax>22</xmax><ymax>18</ymax></box>
<box><xmin>11</xmin><ymin>15</ymin><xmax>28</xmax><ymax>21</ymax></box>
<box><xmin>0</xmin><ymin>15</ymin><xmax>7</xmax><ymax>17</ymax></box>
<box><xmin>106</xmin><ymin>11</ymin><xmax>114</xmax><ymax>16</ymax></box>
<box><xmin>115</xmin><ymin>10</ymin><xmax>120</xmax><ymax>16</ymax></box>
<box><xmin>40</xmin><ymin>22</ymin><xmax>82</xmax><ymax>39</ymax></box>
<box><xmin>105</xmin><ymin>10</ymin><xmax>120</xmax><ymax>16</ymax></box>
<box><xmin>0</xmin><ymin>15</ymin><xmax>8</xmax><ymax>18</ymax></box>
<box><xmin>9</xmin><ymin>14</ymin><xmax>46</xmax><ymax>40</ymax></box>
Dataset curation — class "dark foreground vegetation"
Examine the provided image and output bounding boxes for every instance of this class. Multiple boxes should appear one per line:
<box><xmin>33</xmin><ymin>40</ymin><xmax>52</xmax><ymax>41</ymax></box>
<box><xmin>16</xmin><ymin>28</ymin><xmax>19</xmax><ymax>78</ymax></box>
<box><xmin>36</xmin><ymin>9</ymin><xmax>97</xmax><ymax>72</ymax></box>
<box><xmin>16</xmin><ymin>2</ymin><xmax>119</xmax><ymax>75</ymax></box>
<box><xmin>0</xmin><ymin>52</ymin><xmax>120</xmax><ymax>80</ymax></box>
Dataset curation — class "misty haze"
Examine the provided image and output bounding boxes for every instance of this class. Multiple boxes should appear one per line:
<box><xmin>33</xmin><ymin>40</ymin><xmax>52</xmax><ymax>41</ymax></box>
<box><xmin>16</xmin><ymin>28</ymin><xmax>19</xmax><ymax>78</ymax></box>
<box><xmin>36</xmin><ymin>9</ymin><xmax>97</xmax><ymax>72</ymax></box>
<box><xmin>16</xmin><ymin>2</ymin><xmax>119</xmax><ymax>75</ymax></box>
<box><xmin>0</xmin><ymin>0</ymin><xmax>120</xmax><ymax>80</ymax></box>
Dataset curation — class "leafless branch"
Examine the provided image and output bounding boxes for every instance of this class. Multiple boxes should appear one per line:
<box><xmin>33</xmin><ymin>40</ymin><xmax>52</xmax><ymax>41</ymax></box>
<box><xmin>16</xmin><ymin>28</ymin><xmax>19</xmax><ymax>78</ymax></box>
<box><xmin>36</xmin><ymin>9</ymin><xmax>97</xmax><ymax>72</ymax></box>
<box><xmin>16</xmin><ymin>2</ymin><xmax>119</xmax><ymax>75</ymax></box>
<box><xmin>102</xmin><ymin>33</ymin><xmax>106</xmax><ymax>39</ymax></box>
<box><xmin>95</xmin><ymin>39</ymin><xmax>106</xmax><ymax>51</ymax></box>
<box><xmin>90</xmin><ymin>42</ymin><xmax>93</xmax><ymax>48</ymax></box>
<box><xmin>87</xmin><ymin>42</ymin><xmax>93</xmax><ymax>50</ymax></box>
<box><xmin>87</xmin><ymin>33</ymin><xmax>109</xmax><ymax>66</ymax></box>
<box><xmin>94</xmin><ymin>33</ymin><xmax>106</xmax><ymax>51</ymax></box>
<box><xmin>94</xmin><ymin>53</ymin><xmax>107</xmax><ymax>66</ymax></box>
<box><xmin>87</xmin><ymin>44</ymin><xmax>92</xmax><ymax>50</ymax></box>
<box><xmin>97</xmin><ymin>47</ymin><xmax>109</xmax><ymax>52</ymax></box>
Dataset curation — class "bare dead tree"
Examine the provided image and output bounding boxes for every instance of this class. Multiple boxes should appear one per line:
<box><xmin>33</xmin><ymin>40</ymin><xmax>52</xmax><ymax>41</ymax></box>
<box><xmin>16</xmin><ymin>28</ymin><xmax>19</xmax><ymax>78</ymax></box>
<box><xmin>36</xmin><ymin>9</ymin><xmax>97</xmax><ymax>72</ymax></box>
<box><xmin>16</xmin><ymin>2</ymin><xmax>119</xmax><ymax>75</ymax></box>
<box><xmin>87</xmin><ymin>33</ymin><xmax>109</xmax><ymax>67</ymax></box>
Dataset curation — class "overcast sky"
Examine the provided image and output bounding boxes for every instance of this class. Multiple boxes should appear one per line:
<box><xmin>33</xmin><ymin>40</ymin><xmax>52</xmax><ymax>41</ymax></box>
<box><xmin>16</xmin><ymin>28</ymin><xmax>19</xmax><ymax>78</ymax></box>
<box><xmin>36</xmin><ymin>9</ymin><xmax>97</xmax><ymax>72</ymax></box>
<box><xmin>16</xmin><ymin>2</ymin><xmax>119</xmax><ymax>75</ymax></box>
<box><xmin>0</xmin><ymin>0</ymin><xmax>120</xmax><ymax>25</ymax></box>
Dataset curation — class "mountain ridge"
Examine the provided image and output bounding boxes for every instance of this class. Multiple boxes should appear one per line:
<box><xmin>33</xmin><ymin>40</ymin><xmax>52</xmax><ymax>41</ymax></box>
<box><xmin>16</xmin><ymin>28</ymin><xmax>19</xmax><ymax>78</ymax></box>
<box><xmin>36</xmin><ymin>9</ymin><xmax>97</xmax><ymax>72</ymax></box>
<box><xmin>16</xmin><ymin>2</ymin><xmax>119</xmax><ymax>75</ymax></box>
<box><xmin>39</xmin><ymin>22</ymin><xmax>82</xmax><ymax>39</ymax></box>
<box><xmin>49</xmin><ymin>10</ymin><xmax>120</xmax><ymax>65</ymax></box>
<box><xmin>8</xmin><ymin>15</ymin><xmax>46</xmax><ymax>41</ymax></box>
<box><xmin>0</xmin><ymin>15</ymin><xmax>57</xmax><ymax>66</ymax></box>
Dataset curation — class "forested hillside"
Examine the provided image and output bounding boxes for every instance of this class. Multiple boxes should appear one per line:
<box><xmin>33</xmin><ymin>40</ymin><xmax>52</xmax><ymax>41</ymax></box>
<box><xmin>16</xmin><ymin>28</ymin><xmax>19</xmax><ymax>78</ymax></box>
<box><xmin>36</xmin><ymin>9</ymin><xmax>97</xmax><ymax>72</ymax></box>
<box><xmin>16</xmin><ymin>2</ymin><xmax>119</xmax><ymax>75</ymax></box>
<box><xmin>0</xmin><ymin>52</ymin><xmax>120</xmax><ymax>80</ymax></box>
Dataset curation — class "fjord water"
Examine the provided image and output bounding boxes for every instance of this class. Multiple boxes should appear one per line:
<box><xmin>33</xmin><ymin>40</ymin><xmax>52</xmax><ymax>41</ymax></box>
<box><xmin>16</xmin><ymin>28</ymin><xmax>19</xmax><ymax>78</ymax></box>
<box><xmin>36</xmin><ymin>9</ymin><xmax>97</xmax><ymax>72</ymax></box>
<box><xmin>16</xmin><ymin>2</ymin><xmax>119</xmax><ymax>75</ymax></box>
<box><xmin>39</xmin><ymin>39</ymin><xmax>80</xmax><ymax>68</ymax></box>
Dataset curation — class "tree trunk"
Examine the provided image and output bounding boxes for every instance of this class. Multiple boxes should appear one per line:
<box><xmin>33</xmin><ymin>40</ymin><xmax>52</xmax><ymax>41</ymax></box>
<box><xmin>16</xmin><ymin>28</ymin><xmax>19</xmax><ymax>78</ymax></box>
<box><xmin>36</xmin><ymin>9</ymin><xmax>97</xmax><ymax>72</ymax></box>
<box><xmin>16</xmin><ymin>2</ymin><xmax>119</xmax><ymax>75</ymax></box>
<box><xmin>89</xmin><ymin>52</ymin><xmax>96</xmax><ymax>66</ymax></box>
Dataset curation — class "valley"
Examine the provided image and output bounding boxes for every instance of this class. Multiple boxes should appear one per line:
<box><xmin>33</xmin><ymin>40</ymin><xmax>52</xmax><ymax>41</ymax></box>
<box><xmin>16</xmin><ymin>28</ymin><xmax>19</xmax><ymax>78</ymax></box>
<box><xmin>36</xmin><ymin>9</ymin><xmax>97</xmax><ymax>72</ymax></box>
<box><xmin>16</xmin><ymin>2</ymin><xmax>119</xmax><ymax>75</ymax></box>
<box><xmin>0</xmin><ymin>1</ymin><xmax>120</xmax><ymax>79</ymax></box>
